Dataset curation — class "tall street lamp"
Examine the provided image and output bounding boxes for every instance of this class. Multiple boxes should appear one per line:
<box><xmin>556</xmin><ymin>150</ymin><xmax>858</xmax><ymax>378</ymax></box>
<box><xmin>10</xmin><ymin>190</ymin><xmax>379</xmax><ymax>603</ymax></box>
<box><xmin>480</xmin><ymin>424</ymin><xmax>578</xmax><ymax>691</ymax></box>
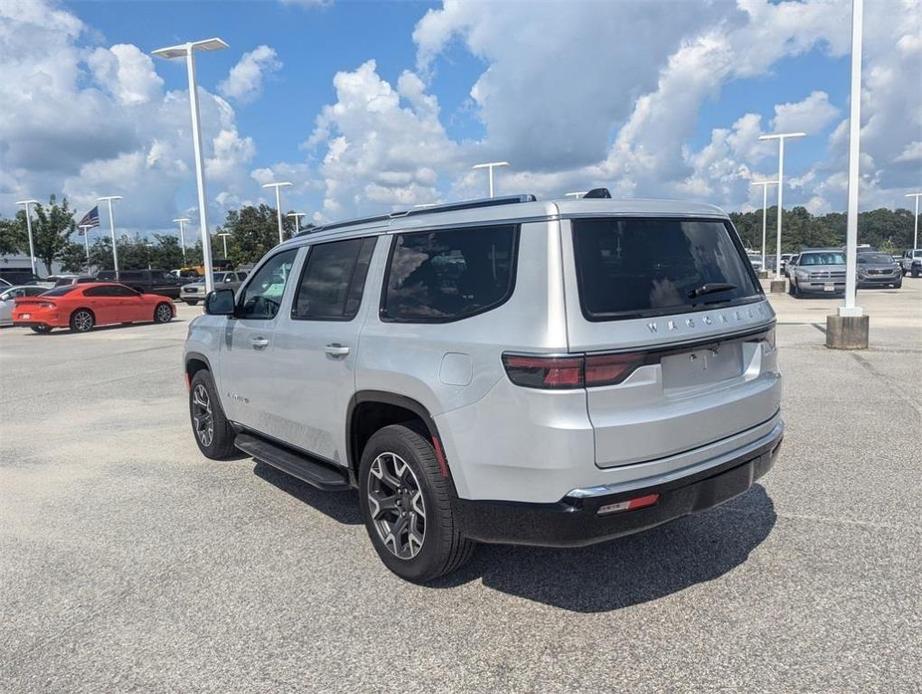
<box><xmin>173</xmin><ymin>217</ymin><xmax>190</xmax><ymax>264</ymax></box>
<box><xmin>217</xmin><ymin>232</ymin><xmax>231</xmax><ymax>259</ymax></box>
<box><xmin>906</xmin><ymin>193</ymin><xmax>922</xmax><ymax>250</ymax></box>
<box><xmin>758</xmin><ymin>131</ymin><xmax>805</xmax><ymax>286</ymax></box>
<box><xmin>15</xmin><ymin>199</ymin><xmax>39</xmax><ymax>276</ymax></box>
<box><xmin>287</xmin><ymin>212</ymin><xmax>306</xmax><ymax>235</ymax></box>
<box><xmin>152</xmin><ymin>37</ymin><xmax>228</xmax><ymax>294</ymax></box>
<box><xmin>79</xmin><ymin>224</ymin><xmax>93</xmax><ymax>265</ymax></box>
<box><xmin>97</xmin><ymin>195</ymin><xmax>123</xmax><ymax>278</ymax></box>
<box><xmin>472</xmin><ymin>161</ymin><xmax>509</xmax><ymax>198</ymax></box>
<box><xmin>751</xmin><ymin>180</ymin><xmax>778</xmax><ymax>274</ymax></box>
<box><xmin>262</xmin><ymin>181</ymin><xmax>292</xmax><ymax>244</ymax></box>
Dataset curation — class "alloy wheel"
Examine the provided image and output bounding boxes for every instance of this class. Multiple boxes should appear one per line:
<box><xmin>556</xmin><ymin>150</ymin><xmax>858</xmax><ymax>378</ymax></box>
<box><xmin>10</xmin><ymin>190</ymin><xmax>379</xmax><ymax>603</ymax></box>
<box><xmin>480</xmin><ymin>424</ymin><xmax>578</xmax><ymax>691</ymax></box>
<box><xmin>367</xmin><ymin>452</ymin><xmax>426</xmax><ymax>560</ymax></box>
<box><xmin>191</xmin><ymin>384</ymin><xmax>214</xmax><ymax>447</ymax></box>
<box><xmin>155</xmin><ymin>304</ymin><xmax>172</xmax><ymax>322</ymax></box>
<box><xmin>72</xmin><ymin>310</ymin><xmax>93</xmax><ymax>332</ymax></box>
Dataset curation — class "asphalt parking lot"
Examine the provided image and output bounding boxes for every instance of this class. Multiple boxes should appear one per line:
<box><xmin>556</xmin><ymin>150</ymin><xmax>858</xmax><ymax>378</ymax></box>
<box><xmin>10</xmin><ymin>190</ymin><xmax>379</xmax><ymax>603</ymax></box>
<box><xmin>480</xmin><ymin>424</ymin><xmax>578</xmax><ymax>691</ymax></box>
<box><xmin>2</xmin><ymin>282</ymin><xmax>921</xmax><ymax>693</ymax></box>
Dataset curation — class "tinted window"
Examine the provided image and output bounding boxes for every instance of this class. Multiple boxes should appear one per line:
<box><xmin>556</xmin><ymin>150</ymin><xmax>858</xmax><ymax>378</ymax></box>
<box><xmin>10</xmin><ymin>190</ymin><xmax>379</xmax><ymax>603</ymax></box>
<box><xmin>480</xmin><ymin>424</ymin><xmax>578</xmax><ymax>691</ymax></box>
<box><xmin>110</xmin><ymin>285</ymin><xmax>139</xmax><ymax>297</ymax></box>
<box><xmin>237</xmin><ymin>249</ymin><xmax>298</xmax><ymax>319</ymax></box>
<box><xmin>122</xmin><ymin>271</ymin><xmax>143</xmax><ymax>280</ymax></box>
<box><xmin>799</xmin><ymin>252</ymin><xmax>845</xmax><ymax>266</ymax></box>
<box><xmin>382</xmin><ymin>225</ymin><xmax>518</xmax><ymax>323</ymax></box>
<box><xmin>571</xmin><ymin>218</ymin><xmax>760</xmax><ymax>321</ymax></box>
<box><xmin>292</xmin><ymin>237</ymin><xmax>376</xmax><ymax>321</ymax></box>
<box><xmin>42</xmin><ymin>286</ymin><xmax>77</xmax><ymax>297</ymax></box>
<box><xmin>96</xmin><ymin>271</ymin><xmax>116</xmax><ymax>281</ymax></box>
<box><xmin>83</xmin><ymin>286</ymin><xmax>113</xmax><ymax>297</ymax></box>
<box><xmin>213</xmin><ymin>272</ymin><xmax>228</xmax><ymax>282</ymax></box>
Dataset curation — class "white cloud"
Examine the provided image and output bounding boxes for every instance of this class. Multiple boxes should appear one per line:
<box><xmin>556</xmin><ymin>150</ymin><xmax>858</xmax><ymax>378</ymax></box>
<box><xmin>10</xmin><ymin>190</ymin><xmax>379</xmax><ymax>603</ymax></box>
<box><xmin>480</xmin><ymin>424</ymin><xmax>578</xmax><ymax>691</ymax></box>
<box><xmin>305</xmin><ymin>60</ymin><xmax>457</xmax><ymax>220</ymax></box>
<box><xmin>88</xmin><ymin>43</ymin><xmax>164</xmax><ymax>106</ymax></box>
<box><xmin>218</xmin><ymin>45</ymin><xmax>282</xmax><ymax>104</ymax></box>
<box><xmin>771</xmin><ymin>91</ymin><xmax>839</xmax><ymax>135</ymax></box>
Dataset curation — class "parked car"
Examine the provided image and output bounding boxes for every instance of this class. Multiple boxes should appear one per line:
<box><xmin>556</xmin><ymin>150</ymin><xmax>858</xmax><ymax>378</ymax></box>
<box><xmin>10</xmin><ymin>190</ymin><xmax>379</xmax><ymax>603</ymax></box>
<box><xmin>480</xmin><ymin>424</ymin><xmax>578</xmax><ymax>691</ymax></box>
<box><xmin>784</xmin><ymin>253</ymin><xmax>800</xmax><ymax>278</ymax></box>
<box><xmin>184</xmin><ymin>191</ymin><xmax>783</xmax><ymax>582</ymax></box>
<box><xmin>180</xmin><ymin>271</ymin><xmax>247</xmax><ymax>305</ymax></box>
<box><xmin>0</xmin><ymin>285</ymin><xmax>48</xmax><ymax>327</ymax></box>
<box><xmin>96</xmin><ymin>269</ymin><xmax>182</xmax><ymax>298</ymax></box>
<box><xmin>780</xmin><ymin>253</ymin><xmax>794</xmax><ymax>276</ymax></box>
<box><xmin>12</xmin><ymin>282</ymin><xmax>175</xmax><ymax>333</ymax></box>
<box><xmin>788</xmin><ymin>249</ymin><xmax>846</xmax><ymax>297</ymax></box>
<box><xmin>0</xmin><ymin>269</ymin><xmax>44</xmax><ymax>286</ymax></box>
<box><xmin>747</xmin><ymin>253</ymin><xmax>764</xmax><ymax>274</ymax></box>
<box><xmin>900</xmin><ymin>249</ymin><xmax>922</xmax><ymax>277</ymax></box>
<box><xmin>45</xmin><ymin>274</ymin><xmax>95</xmax><ymax>288</ymax></box>
<box><xmin>857</xmin><ymin>252</ymin><xmax>902</xmax><ymax>289</ymax></box>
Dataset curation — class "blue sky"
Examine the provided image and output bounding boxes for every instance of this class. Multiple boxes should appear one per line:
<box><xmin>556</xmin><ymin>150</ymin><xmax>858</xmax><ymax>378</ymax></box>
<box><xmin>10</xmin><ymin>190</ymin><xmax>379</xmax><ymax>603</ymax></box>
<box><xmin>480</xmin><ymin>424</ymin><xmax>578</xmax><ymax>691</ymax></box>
<box><xmin>1</xmin><ymin>0</ymin><xmax>919</xmax><ymax>234</ymax></box>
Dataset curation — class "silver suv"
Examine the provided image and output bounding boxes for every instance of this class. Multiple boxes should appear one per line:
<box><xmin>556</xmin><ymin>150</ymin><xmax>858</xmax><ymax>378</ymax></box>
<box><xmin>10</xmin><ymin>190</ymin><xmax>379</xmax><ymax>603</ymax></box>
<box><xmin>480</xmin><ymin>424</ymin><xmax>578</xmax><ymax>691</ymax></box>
<box><xmin>184</xmin><ymin>191</ymin><xmax>783</xmax><ymax>582</ymax></box>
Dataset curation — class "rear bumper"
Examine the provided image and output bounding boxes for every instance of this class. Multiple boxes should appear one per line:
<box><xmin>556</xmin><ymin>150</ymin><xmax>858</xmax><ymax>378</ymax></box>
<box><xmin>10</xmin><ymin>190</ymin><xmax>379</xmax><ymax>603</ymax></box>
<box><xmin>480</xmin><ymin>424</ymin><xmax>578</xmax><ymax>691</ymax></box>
<box><xmin>453</xmin><ymin>426</ymin><xmax>782</xmax><ymax>547</ymax></box>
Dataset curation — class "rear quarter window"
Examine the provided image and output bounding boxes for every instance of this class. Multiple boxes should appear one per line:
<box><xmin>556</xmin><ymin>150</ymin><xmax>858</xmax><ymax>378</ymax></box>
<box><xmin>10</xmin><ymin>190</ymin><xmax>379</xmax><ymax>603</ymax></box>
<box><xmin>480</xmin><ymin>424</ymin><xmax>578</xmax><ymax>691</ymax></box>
<box><xmin>571</xmin><ymin>217</ymin><xmax>761</xmax><ymax>321</ymax></box>
<box><xmin>381</xmin><ymin>224</ymin><xmax>518</xmax><ymax>323</ymax></box>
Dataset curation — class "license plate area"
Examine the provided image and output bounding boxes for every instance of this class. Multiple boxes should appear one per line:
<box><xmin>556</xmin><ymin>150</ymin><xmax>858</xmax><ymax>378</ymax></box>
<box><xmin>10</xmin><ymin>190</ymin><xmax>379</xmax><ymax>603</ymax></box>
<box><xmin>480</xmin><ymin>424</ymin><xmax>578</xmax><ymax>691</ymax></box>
<box><xmin>824</xmin><ymin>282</ymin><xmax>835</xmax><ymax>292</ymax></box>
<box><xmin>661</xmin><ymin>342</ymin><xmax>743</xmax><ymax>389</ymax></box>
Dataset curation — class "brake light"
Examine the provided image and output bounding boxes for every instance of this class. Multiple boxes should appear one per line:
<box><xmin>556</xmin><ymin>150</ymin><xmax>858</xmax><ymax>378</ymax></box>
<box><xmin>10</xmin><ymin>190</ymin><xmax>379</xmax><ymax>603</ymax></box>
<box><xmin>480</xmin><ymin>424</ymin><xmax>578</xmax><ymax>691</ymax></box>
<box><xmin>502</xmin><ymin>355</ymin><xmax>583</xmax><ymax>389</ymax></box>
<box><xmin>38</xmin><ymin>302</ymin><xmax>56</xmax><ymax>309</ymax></box>
<box><xmin>502</xmin><ymin>352</ymin><xmax>645</xmax><ymax>389</ymax></box>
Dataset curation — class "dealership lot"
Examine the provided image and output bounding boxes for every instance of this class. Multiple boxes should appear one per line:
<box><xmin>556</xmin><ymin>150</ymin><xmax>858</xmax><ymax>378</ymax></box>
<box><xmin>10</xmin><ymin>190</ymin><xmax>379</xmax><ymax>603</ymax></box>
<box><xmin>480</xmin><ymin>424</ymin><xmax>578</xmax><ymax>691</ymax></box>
<box><xmin>1</xmin><ymin>283</ymin><xmax>920</xmax><ymax>692</ymax></box>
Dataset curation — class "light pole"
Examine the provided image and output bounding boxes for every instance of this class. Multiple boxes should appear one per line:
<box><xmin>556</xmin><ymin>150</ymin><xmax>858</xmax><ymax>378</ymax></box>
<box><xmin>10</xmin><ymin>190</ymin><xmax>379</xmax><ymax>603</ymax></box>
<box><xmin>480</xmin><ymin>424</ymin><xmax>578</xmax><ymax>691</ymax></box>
<box><xmin>152</xmin><ymin>38</ymin><xmax>228</xmax><ymax>294</ymax></box>
<box><xmin>472</xmin><ymin>161</ymin><xmax>509</xmax><ymax>198</ymax></box>
<box><xmin>217</xmin><ymin>232</ymin><xmax>230</xmax><ymax>259</ymax></box>
<box><xmin>906</xmin><ymin>193</ymin><xmax>922</xmax><ymax>250</ymax></box>
<box><xmin>751</xmin><ymin>180</ymin><xmax>778</xmax><ymax>274</ymax></box>
<box><xmin>79</xmin><ymin>224</ymin><xmax>93</xmax><ymax>265</ymax></box>
<box><xmin>758</xmin><ymin>131</ymin><xmax>805</xmax><ymax>285</ymax></box>
<box><xmin>287</xmin><ymin>212</ymin><xmax>307</xmax><ymax>235</ymax></box>
<box><xmin>145</xmin><ymin>241</ymin><xmax>155</xmax><ymax>270</ymax></box>
<box><xmin>97</xmin><ymin>195</ymin><xmax>123</xmax><ymax>279</ymax></box>
<box><xmin>15</xmin><ymin>199</ymin><xmax>39</xmax><ymax>276</ymax></box>
<box><xmin>565</xmin><ymin>192</ymin><xmax>588</xmax><ymax>199</ymax></box>
<box><xmin>262</xmin><ymin>181</ymin><xmax>293</xmax><ymax>244</ymax></box>
<box><xmin>173</xmin><ymin>217</ymin><xmax>190</xmax><ymax>264</ymax></box>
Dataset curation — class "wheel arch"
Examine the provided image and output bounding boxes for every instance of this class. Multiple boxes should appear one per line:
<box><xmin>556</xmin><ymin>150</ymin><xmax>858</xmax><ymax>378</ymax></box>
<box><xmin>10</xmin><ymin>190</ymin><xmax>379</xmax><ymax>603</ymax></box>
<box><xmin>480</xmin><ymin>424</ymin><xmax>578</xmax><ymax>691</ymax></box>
<box><xmin>347</xmin><ymin>391</ymin><xmax>451</xmax><ymax>483</ymax></box>
<box><xmin>70</xmin><ymin>306</ymin><xmax>96</xmax><ymax>324</ymax></box>
<box><xmin>185</xmin><ymin>351</ymin><xmax>213</xmax><ymax>384</ymax></box>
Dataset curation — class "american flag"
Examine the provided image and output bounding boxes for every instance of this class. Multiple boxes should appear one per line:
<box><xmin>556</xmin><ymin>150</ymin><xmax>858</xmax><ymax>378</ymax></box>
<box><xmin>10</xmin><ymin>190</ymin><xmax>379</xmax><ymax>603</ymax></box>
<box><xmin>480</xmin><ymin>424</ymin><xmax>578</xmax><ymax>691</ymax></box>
<box><xmin>77</xmin><ymin>206</ymin><xmax>100</xmax><ymax>235</ymax></box>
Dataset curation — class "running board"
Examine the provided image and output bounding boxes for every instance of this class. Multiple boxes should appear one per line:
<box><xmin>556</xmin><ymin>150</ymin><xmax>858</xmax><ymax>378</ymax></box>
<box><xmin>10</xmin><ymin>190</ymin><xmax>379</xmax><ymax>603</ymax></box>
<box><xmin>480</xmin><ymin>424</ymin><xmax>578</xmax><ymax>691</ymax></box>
<box><xmin>234</xmin><ymin>433</ymin><xmax>351</xmax><ymax>492</ymax></box>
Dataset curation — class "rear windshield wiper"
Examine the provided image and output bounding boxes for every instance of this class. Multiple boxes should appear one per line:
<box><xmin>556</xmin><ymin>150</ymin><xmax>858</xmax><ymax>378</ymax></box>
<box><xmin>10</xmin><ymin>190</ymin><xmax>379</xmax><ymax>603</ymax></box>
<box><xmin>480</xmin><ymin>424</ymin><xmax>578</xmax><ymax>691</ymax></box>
<box><xmin>688</xmin><ymin>282</ymin><xmax>737</xmax><ymax>299</ymax></box>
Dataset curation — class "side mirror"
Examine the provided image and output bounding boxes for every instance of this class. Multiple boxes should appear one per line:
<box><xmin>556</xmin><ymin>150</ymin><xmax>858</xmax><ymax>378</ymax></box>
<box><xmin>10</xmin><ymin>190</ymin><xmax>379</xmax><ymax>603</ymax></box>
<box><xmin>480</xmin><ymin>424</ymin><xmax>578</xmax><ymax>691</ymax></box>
<box><xmin>204</xmin><ymin>289</ymin><xmax>235</xmax><ymax>316</ymax></box>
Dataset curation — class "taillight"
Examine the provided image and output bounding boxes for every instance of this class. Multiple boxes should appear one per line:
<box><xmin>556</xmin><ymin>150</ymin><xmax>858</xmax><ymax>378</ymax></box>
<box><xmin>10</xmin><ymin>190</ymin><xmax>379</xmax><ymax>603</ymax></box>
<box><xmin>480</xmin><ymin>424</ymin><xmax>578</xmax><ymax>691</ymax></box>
<box><xmin>502</xmin><ymin>355</ymin><xmax>583</xmax><ymax>389</ymax></box>
<box><xmin>38</xmin><ymin>302</ymin><xmax>56</xmax><ymax>309</ymax></box>
<box><xmin>502</xmin><ymin>352</ymin><xmax>645</xmax><ymax>389</ymax></box>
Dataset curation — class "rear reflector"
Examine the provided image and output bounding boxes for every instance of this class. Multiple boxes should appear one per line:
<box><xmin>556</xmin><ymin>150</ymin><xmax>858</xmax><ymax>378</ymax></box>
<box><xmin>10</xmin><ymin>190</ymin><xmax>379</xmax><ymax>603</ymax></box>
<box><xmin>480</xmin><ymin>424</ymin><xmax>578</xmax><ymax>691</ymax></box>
<box><xmin>597</xmin><ymin>493</ymin><xmax>660</xmax><ymax>515</ymax></box>
<box><xmin>502</xmin><ymin>351</ymin><xmax>644</xmax><ymax>389</ymax></box>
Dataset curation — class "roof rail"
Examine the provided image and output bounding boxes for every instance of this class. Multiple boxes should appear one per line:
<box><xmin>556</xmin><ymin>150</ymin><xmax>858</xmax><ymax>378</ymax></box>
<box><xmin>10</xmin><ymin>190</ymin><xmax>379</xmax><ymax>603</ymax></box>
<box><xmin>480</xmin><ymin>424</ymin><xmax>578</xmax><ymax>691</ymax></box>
<box><xmin>296</xmin><ymin>194</ymin><xmax>536</xmax><ymax>238</ymax></box>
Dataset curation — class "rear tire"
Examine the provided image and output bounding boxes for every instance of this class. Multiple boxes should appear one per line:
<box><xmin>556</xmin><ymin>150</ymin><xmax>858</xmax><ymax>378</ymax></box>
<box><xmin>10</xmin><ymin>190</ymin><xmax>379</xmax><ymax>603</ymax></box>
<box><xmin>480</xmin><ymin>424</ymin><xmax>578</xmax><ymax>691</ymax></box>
<box><xmin>189</xmin><ymin>370</ymin><xmax>237</xmax><ymax>460</ymax></box>
<box><xmin>185</xmin><ymin>300</ymin><xmax>199</xmax><ymax>306</ymax></box>
<box><xmin>359</xmin><ymin>424</ymin><xmax>475</xmax><ymax>583</ymax></box>
<box><xmin>153</xmin><ymin>302</ymin><xmax>173</xmax><ymax>323</ymax></box>
<box><xmin>70</xmin><ymin>309</ymin><xmax>94</xmax><ymax>332</ymax></box>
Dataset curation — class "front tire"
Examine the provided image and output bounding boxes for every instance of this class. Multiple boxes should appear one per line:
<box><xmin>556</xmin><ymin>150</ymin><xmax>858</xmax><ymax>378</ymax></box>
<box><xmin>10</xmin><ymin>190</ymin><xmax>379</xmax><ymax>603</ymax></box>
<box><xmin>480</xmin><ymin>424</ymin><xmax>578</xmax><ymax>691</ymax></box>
<box><xmin>70</xmin><ymin>309</ymin><xmax>94</xmax><ymax>332</ymax></box>
<box><xmin>154</xmin><ymin>302</ymin><xmax>173</xmax><ymax>323</ymax></box>
<box><xmin>189</xmin><ymin>370</ymin><xmax>237</xmax><ymax>460</ymax></box>
<box><xmin>359</xmin><ymin>424</ymin><xmax>475</xmax><ymax>583</ymax></box>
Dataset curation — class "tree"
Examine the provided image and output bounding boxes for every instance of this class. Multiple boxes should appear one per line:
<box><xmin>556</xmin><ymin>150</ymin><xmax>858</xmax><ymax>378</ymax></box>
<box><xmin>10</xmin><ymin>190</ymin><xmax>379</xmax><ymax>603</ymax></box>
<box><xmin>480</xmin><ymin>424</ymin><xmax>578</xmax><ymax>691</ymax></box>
<box><xmin>0</xmin><ymin>217</ymin><xmax>27</xmax><ymax>256</ymax></box>
<box><xmin>218</xmin><ymin>204</ymin><xmax>295</xmax><ymax>267</ymax></box>
<box><xmin>14</xmin><ymin>195</ymin><xmax>77</xmax><ymax>273</ymax></box>
<box><xmin>59</xmin><ymin>242</ymin><xmax>90</xmax><ymax>273</ymax></box>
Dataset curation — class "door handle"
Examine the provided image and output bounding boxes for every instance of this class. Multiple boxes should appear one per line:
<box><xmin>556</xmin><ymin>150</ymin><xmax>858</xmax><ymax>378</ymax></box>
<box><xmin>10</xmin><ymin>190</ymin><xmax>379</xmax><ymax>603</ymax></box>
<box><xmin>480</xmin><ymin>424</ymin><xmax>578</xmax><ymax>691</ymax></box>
<box><xmin>250</xmin><ymin>336</ymin><xmax>269</xmax><ymax>349</ymax></box>
<box><xmin>324</xmin><ymin>343</ymin><xmax>350</xmax><ymax>357</ymax></box>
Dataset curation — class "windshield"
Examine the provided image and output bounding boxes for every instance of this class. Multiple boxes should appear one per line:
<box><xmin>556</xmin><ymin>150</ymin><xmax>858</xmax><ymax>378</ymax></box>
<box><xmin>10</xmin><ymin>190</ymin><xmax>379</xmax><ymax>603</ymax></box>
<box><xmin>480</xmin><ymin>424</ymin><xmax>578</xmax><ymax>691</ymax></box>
<box><xmin>799</xmin><ymin>252</ymin><xmax>845</xmax><ymax>266</ymax></box>
<box><xmin>858</xmin><ymin>253</ymin><xmax>894</xmax><ymax>264</ymax></box>
<box><xmin>572</xmin><ymin>217</ymin><xmax>761</xmax><ymax>321</ymax></box>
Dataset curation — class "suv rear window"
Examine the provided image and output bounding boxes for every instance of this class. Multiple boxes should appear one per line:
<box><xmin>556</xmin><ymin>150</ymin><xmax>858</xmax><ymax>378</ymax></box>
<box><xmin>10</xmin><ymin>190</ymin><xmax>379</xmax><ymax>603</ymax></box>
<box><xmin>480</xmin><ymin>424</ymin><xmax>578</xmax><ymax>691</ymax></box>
<box><xmin>381</xmin><ymin>225</ymin><xmax>518</xmax><ymax>323</ymax></box>
<box><xmin>571</xmin><ymin>218</ymin><xmax>761</xmax><ymax>321</ymax></box>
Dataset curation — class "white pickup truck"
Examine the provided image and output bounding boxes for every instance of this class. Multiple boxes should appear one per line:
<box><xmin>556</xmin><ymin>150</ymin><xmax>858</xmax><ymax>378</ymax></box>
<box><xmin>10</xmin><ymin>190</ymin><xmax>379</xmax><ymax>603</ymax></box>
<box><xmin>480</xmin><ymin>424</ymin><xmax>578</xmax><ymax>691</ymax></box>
<box><xmin>900</xmin><ymin>249</ymin><xmax>922</xmax><ymax>277</ymax></box>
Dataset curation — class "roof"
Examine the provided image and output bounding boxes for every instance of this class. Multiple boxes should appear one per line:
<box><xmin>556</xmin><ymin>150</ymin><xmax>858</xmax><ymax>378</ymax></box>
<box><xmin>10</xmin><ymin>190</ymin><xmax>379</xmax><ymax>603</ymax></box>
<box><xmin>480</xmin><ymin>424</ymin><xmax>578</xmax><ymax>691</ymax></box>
<box><xmin>281</xmin><ymin>195</ymin><xmax>729</xmax><ymax>249</ymax></box>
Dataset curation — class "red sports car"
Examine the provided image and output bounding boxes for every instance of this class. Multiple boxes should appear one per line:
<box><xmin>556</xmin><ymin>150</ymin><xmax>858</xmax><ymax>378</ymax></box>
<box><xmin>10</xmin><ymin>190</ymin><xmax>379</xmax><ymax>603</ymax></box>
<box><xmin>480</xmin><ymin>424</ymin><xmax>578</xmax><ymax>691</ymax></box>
<box><xmin>12</xmin><ymin>282</ymin><xmax>175</xmax><ymax>334</ymax></box>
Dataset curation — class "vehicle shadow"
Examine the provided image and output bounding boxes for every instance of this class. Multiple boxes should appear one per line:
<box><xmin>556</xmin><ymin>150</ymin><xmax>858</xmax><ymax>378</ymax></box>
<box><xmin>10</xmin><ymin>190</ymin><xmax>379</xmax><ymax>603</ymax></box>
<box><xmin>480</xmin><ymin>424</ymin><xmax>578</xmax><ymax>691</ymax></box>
<box><xmin>27</xmin><ymin>319</ymin><xmax>187</xmax><ymax>336</ymax></box>
<box><xmin>253</xmin><ymin>461</ymin><xmax>363</xmax><ymax>525</ymax></box>
<box><xmin>432</xmin><ymin>485</ymin><xmax>777</xmax><ymax>612</ymax></box>
<box><xmin>255</xmin><ymin>464</ymin><xmax>777</xmax><ymax>612</ymax></box>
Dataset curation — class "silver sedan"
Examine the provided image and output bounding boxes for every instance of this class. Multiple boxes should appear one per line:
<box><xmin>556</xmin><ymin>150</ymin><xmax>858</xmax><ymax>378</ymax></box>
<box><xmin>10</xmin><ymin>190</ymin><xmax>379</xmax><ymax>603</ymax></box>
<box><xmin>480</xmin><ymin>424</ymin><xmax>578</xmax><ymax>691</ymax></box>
<box><xmin>0</xmin><ymin>285</ymin><xmax>48</xmax><ymax>326</ymax></box>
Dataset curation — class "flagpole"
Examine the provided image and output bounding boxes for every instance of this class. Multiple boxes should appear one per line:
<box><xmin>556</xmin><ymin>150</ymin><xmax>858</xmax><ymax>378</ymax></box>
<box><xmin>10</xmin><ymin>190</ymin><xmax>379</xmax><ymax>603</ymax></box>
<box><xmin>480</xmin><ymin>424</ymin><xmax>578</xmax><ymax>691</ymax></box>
<box><xmin>79</xmin><ymin>225</ymin><xmax>93</xmax><ymax>267</ymax></box>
